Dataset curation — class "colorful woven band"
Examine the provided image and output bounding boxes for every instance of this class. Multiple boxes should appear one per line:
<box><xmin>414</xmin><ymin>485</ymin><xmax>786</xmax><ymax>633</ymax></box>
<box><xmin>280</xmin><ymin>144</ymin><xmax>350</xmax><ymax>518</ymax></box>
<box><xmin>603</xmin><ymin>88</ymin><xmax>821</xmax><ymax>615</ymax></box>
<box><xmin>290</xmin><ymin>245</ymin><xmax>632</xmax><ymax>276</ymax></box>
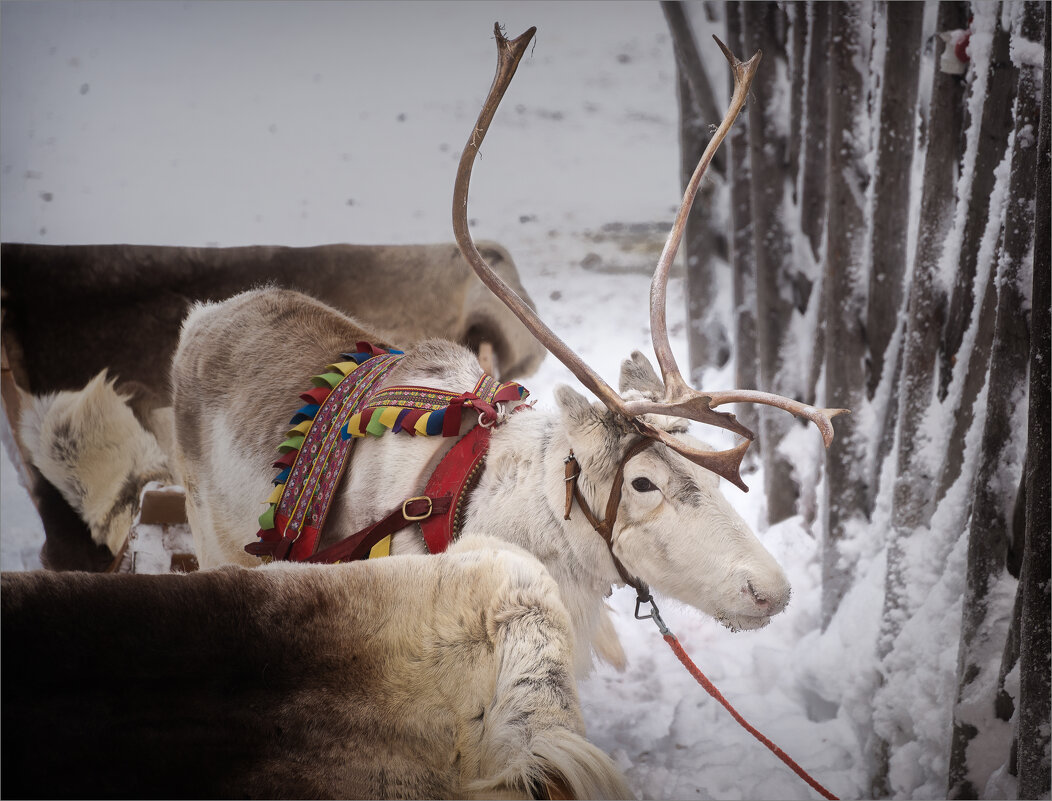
<box><xmin>342</xmin><ymin>373</ymin><xmax>528</xmax><ymax>439</ymax></box>
<box><xmin>249</xmin><ymin>342</ymin><xmax>403</xmax><ymax>561</ymax></box>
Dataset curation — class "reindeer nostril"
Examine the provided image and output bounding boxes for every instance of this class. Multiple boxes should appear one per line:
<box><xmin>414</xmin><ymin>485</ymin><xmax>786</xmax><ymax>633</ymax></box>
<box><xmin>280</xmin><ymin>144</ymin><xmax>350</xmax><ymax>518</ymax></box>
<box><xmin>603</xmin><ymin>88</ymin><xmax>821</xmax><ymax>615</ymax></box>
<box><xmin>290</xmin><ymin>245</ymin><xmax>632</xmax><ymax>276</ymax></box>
<box><xmin>745</xmin><ymin>581</ymin><xmax>771</xmax><ymax>610</ymax></box>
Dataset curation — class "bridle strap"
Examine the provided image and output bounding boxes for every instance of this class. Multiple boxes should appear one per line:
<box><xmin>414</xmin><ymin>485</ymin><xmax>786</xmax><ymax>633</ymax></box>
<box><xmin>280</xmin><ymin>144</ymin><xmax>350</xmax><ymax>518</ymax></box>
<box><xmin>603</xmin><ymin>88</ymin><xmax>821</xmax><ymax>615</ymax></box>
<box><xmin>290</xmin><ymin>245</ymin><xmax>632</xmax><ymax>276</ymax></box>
<box><xmin>564</xmin><ymin>438</ymin><xmax>654</xmax><ymax>591</ymax></box>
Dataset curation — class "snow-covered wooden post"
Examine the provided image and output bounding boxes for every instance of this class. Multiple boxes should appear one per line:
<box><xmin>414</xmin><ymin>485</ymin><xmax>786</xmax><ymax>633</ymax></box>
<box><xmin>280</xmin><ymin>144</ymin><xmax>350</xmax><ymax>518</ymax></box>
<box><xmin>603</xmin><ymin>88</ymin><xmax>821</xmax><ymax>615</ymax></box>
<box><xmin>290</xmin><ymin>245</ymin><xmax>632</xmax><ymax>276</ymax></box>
<box><xmin>880</xmin><ymin>0</ymin><xmax>968</xmax><ymax>664</ymax></box>
<box><xmin>870</xmin><ymin>6</ymin><xmax>968</xmax><ymax>794</ymax></box>
<box><xmin>726</xmin><ymin>1</ymin><xmax>760</xmax><ymax>443</ymax></box>
<box><xmin>945</xmin><ymin>5</ymin><xmax>1042</xmax><ymax>792</ymax></box>
<box><xmin>744</xmin><ymin>1</ymin><xmax>801</xmax><ymax>525</ymax></box>
<box><xmin>866</xmin><ymin>1</ymin><xmax>925</xmax><ymax>484</ymax></box>
<box><xmin>866</xmin><ymin>5</ymin><xmax>923</xmax><ymax>401</ymax></box>
<box><xmin>662</xmin><ymin>1</ymin><xmax>731</xmax><ymax>374</ymax></box>
<box><xmin>799</xmin><ymin>1</ymin><xmax>831</xmax><ymax>474</ymax></box>
<box><xmin>933</xmin><ymin>7</ymin><xmax>1019</xmax><ymax>507</ymax></box>
<box><xmin>970</xmin><ymin>4</ymin><xmax>1050</xmax><ymax>797</ymax></box>
<box><xmin>1015</xmin><ymin>10</ymin><xmax>1050</xmax><ymax>793</ymax></box>
<box><xmin>799</xmin><ymin>2</ymin><xmax>830</xmax><ymax>272</ymax></box>
<box><xmin>820</xmin><ymin>2</ymin><xmax>871</xmax><ymax>625</ymax></box>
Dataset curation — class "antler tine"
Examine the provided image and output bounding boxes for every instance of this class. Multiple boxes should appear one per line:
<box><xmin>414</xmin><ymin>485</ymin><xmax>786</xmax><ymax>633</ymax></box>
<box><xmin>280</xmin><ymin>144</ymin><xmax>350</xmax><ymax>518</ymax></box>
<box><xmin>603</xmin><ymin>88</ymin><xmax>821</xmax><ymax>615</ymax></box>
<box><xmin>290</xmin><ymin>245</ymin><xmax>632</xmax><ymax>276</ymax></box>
<box><xmin>452</xmin><ymin>23</ymin><xmax>632</xmax><ymax>418</ymax></box>
<box><xmin>708</xmin><ymin>392</ymin><xmax>850</xmax><ymax>449</ymax></box>
<box><xmin>623</xmin><ymin>391</ymin><xmax>849</xmax><ymax>450</ymax></box>
<box><xmin>649</xmin><ymin>37</ymin><xmax>762</xmax><ymax>401</ymax></box>
<box><xmin>634</xmin><ymin>418</ymin><xmax>753</xmax><ymax>492</ymax></box>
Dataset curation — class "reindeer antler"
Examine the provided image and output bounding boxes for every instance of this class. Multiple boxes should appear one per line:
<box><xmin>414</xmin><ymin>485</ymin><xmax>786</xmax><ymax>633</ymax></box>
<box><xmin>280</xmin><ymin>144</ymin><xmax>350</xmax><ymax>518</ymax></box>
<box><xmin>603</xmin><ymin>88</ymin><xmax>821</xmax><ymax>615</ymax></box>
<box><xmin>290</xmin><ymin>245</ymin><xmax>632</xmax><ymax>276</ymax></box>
<box><xmin>649</xmin><ymin>37</ymin><xmax>757</xmax><ymax>404</ymax></box>
<box><xmin>637</xmin><ymin>37</ymin><xmax>848</xmax><ymax>451</ymax></box>
<box><xmin>452</xmin><ymin>24</ymin><xmax>847</xmax><ymax>492</ymax></box>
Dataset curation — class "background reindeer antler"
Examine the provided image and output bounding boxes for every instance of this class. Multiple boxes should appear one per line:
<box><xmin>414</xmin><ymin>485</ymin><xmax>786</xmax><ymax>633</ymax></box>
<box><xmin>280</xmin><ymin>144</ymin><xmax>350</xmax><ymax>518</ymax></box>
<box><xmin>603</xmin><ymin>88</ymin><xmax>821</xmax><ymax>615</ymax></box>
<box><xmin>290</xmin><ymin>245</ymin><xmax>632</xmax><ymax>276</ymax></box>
<box><xmin>453</xmin><ymin>23</ymin><xmax>847</xmax><ymax>492</ymax></box>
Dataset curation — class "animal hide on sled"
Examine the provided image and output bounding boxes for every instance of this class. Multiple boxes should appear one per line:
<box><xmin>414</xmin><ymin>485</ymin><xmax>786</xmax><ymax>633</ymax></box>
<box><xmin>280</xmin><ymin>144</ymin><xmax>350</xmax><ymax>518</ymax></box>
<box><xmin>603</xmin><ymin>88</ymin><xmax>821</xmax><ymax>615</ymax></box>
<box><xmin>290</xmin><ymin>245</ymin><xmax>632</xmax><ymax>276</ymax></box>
<box><xmin>1</xmin><ymin>538</ymin><xmax>629</xmax><ymax>800</ymax></box>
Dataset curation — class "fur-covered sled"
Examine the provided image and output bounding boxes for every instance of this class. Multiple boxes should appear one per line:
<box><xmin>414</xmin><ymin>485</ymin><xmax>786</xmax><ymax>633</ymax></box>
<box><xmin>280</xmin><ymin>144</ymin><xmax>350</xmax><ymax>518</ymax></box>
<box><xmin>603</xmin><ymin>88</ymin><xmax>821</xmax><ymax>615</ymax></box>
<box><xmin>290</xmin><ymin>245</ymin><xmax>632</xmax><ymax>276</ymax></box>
<box><xmin>1</xmin><ymin>537</ymin><xmax>629</xmax><ymax>800</ymax></box>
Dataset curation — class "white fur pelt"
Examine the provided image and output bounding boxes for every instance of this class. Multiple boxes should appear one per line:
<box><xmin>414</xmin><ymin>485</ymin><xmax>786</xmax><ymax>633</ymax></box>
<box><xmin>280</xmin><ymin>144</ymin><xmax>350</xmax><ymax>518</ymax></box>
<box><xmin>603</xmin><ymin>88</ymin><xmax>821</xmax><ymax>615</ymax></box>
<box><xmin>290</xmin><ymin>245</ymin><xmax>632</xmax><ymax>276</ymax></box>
<box><xmin>173</xmin><ymin>288</ymin><xmax>792</xmax><ymax>674</ymax></box>
<box><xmin>19</xmin><ymin>370</ymin><xmax>171</xmax><ymax>555</ymax></box>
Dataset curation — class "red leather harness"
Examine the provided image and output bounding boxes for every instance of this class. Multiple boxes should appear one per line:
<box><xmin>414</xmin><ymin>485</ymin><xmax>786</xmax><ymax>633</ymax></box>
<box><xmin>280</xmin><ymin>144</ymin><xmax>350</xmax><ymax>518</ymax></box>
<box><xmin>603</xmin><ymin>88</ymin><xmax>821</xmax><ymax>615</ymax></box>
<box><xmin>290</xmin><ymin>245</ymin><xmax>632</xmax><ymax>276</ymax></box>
<box><xmin>304</xmin><ymin>423</ymin><xmax>493</xmax><ymax>563</ymax></box>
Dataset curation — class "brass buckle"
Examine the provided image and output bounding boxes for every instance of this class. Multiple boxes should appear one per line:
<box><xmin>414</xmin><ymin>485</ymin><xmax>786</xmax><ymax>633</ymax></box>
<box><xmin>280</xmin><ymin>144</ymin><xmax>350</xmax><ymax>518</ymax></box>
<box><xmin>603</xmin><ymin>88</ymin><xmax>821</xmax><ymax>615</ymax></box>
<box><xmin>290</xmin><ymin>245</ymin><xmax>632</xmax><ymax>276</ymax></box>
<box><xmin>402</xmin><ymin>496</ymin><xmax>433</xmax><ymax>521</ymax></box>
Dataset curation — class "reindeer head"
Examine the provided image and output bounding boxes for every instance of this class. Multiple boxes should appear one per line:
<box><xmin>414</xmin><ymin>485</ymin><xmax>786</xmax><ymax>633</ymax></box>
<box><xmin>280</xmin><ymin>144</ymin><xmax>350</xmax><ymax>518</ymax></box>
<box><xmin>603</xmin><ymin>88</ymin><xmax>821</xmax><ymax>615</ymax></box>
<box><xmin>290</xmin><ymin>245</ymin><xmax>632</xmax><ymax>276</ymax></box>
<box><xmin>452</xmin><ymin>25</ymin><xmax>846</xmax><ymax>624</ymax></box>
<box><xmin>555</xmin><ymin>352</ymin><xmax>790</xmax><ymax>630</ymax></box>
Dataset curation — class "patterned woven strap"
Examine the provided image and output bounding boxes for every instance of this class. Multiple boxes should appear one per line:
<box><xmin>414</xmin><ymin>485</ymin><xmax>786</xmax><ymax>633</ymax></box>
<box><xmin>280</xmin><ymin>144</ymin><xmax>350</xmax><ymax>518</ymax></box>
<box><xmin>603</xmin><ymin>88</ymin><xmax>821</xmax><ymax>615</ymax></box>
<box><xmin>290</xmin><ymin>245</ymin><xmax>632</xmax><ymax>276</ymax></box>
<box><xmin>343</xmin><ymin>373</ymin><xmax>528</xmax><ymax>439</ymax></box>
<box><xmin>247</xmin><ymin>344</ymin><xmax>403</xmax><ymax>562</ymax></box>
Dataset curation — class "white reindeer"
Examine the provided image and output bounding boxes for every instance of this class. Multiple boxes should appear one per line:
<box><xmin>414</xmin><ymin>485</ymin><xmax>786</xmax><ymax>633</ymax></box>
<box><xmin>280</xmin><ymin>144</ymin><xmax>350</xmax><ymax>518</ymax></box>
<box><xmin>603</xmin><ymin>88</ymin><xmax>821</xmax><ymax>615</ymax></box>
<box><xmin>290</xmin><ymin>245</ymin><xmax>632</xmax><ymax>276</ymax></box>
<box><xmin>166</xmin><ymin>27</ymin><xmax>844</xmax><ymax>799</ymax></box>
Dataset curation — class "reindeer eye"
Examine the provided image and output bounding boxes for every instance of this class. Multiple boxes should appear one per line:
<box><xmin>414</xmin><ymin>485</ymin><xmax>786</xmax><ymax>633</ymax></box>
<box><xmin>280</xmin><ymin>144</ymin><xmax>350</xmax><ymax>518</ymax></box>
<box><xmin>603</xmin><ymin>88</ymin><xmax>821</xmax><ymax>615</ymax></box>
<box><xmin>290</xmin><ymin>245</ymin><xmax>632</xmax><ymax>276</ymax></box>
<box><xmin>631</xmin><ymin>477</ymin><xmax>657</xmax><ymax>493</ymax></box>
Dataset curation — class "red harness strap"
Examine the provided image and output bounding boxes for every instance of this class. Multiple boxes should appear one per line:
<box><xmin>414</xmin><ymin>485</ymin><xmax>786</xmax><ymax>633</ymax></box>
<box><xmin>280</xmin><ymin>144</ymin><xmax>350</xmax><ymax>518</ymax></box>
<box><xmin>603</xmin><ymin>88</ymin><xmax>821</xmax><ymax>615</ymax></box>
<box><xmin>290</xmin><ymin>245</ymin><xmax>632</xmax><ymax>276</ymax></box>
<box><xmin>420</xmin><ymin>424</ymin><xmax>491</xmax><ymax>553</ymax></box>
<box><xmin>305</xmin><ymin>424</ymin><xmax>492</xmax><ymax>563</ymax></box>
<box><xmin>248</xmin><ymin>340</ymin><xmax>527</xmax><ymax>564</ymax></box>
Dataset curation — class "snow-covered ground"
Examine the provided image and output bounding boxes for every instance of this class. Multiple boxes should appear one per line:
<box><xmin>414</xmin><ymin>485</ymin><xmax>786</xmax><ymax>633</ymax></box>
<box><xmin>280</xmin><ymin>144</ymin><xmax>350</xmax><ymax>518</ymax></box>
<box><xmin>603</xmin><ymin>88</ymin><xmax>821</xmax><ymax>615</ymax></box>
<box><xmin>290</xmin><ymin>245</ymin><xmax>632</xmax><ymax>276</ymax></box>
<box><xmin>0</xmin><ymin>4</ymin><xmax>963</xmax><ymax>799</ymax></box>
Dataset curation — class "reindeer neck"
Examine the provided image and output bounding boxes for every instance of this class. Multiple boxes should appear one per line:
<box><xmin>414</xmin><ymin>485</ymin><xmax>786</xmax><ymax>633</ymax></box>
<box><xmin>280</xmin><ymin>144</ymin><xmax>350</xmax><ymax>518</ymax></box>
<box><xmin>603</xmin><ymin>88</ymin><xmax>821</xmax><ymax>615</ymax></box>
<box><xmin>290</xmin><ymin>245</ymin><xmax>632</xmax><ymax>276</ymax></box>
<box><xmin>465</xmin><ymin>410</ymin><xmax>625</xmax><ymax>672</ymax></box>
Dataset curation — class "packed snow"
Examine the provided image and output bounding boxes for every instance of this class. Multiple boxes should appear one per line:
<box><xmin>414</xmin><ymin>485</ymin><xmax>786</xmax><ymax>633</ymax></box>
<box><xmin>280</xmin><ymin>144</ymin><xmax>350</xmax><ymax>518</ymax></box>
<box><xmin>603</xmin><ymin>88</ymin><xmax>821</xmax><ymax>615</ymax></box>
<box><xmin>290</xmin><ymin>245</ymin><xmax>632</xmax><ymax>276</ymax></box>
<box><xmin>0</xmin><ymin>3</ymin><xmax>1021</xmax><ymax>799</ymax></box>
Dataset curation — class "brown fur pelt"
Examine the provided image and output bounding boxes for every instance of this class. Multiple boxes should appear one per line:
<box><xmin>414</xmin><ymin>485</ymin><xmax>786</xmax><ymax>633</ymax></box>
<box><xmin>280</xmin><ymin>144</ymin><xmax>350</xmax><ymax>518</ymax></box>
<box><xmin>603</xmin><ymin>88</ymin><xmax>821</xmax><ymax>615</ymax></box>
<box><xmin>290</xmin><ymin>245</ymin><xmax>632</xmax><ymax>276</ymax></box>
<box><xmin>1</xmin><ymin>538</ymin><xmax>629</xmax><ymax>800</ymax></box>
<box><xmin>1</xmin><ymin>241</ymin><xmax>545</xmax><ymax>400</ymax></box>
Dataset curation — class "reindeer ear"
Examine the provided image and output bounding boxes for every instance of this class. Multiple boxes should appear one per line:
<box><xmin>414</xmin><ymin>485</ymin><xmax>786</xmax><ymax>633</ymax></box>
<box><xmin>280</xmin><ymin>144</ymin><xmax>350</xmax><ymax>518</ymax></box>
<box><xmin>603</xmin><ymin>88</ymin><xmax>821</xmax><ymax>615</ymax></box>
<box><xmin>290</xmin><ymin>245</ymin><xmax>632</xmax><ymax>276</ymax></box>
<box><xmin>555</xmin><ymin>384</ymin><xmax>602</xmax><ymax>431</ymax></box>
<box><xmin>619</xmin><ymin>351</ymin><xmax>664</xmax><ymax>396</ymax></box>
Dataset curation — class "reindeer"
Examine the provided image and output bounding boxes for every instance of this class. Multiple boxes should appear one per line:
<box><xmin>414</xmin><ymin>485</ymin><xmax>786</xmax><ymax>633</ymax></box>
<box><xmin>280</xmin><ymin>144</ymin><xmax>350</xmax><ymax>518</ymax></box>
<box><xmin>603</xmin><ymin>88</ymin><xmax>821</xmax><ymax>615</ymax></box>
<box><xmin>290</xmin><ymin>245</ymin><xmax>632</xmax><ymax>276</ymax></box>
<box><xmin>3</xmin><ymin>539</ymin><xmax>630</xmax><ymax>800</ymax></box>
<box><xmin>165</xmin><ymin>26</ymin><xmax>845</xmax><ymax>798</ymax></box>
<box><xmin>173</xmin><ymin>24</ymin><xmax>841</xmax><ymax>652</ymax></box>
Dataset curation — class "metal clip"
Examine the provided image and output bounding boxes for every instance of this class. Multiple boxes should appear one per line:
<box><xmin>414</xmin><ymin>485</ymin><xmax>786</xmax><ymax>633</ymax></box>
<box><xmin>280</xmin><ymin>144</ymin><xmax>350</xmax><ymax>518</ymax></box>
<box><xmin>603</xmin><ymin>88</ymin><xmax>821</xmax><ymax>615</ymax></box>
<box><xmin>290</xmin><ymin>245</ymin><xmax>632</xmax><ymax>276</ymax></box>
<box><xmin>634</xmin><ymin>589</ymin><xmax>671</xmax><ymax>636</ymax></box>
<box><xmin>402</xmin><ymin>496</ymin><xmax>433</xmax><ymax>521</ymax></box>
<box><xmin>563</xmin><ymin>450</ymin><xmax>578</xmax><ymax>474</ymax></box>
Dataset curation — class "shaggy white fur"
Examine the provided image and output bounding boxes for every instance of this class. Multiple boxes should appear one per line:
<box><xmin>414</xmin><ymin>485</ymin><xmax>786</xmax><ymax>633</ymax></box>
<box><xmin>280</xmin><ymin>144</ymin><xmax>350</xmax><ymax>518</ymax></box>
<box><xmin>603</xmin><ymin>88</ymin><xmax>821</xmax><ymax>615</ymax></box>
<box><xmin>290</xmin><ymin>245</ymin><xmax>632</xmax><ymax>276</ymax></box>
<box><xmin>19</xmin><ymin>371</ymin><xmax>171</xmax><ymax>555</ymax></box>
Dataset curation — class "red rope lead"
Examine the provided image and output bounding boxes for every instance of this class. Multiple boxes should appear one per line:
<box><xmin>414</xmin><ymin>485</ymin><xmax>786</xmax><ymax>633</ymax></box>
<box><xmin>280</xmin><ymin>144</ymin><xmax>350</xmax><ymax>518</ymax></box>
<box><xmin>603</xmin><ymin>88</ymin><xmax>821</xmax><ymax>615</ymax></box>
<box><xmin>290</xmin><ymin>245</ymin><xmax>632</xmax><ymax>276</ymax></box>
<box><xmin>663</xmin><ymin>633</ymin><xmax>839</xmax><ymax>801</ymax></box>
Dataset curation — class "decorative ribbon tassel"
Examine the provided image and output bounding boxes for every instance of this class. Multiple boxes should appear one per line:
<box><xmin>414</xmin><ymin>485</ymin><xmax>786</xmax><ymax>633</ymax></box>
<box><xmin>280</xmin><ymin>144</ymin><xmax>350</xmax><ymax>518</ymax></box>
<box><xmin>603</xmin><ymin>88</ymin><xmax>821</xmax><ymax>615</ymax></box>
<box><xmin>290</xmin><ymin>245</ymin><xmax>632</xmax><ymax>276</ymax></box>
<box><xmin>289</xmin><ymin>404</ymin><xmax>320</xmax><ymax>424</ymax></box>
<box><xmin>273</xmin><ymin>451</ymin><xmax>296</xmax><ymax>469</ymax></box>
<box><xmin>299</xmin><ymin>386</ymin><xmax>331</xmax><ymax>406</ymax></box>
<box><xmin>311</xmin><ymin>372</ymin><xmax>344</xmax><ymax>390</ymax></box>
<box><xmin>326</xmin><ymin>361</ymin><xmax>359</xmax><ymax>377</ymax></box>
<box><xmin>277</xmin><ymin>434</ymin><xmax>304</xmax><ymax>453</ymax></box>
<box><xmin>258</xmin><ymin>505</ymin><xmax>276</xmax><ymax>531</ymax></box>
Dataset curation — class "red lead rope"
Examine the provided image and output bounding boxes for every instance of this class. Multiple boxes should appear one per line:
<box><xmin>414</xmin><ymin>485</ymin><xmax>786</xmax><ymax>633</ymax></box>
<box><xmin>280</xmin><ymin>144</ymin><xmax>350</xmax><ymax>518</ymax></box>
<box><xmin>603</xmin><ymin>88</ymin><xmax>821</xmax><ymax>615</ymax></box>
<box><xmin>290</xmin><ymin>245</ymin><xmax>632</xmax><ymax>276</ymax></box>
<box><xmin>661</xmin><ymin>633</ymin><xmax>838</xmax><ymax>800</ymax></box>
<box><xmin>634</xmin><ymin>592</ymin><xmax>838</xmax><ymax>801</ymax></box>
